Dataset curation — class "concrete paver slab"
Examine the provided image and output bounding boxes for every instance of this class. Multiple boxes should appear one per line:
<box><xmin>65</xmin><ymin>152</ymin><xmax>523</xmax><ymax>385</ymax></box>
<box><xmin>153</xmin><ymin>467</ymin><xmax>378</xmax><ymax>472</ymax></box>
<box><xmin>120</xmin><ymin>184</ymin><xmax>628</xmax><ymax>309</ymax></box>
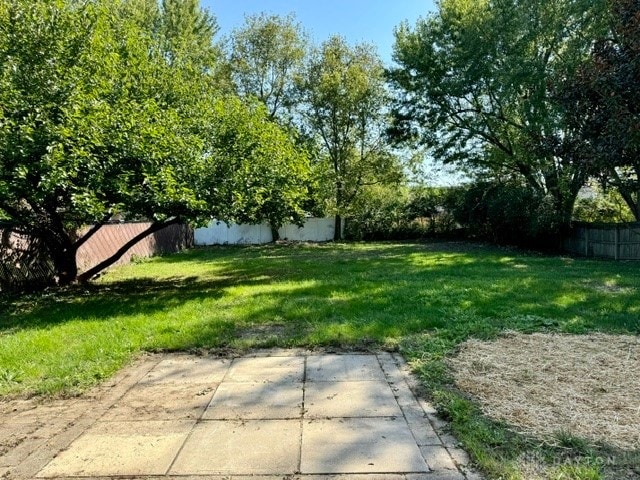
<box><xmin>304</xmin><ymin>381</ymin><xmax>403</xmax><ymax>418</ymax></box>
<box><xmin>300</xmin><ymin>417</ymin><xmax>429</xmax><ymax>474</ymax></box>
<box><xmin>0</xmin><ymin>423</ymin><xmax>39</xmax><ymax>467</ymax></box>
<box><xmin>401</xmin><ymin>406</ymin><xmax>442</xmax><ymax>446</ymax></box>
<box><xmin>407</xmin><ymin>473</ymin><xmax>465</xmax><ymax>480</ymax></box>
<box><xmin>3</xmin><ymin>401</ymin><xmax>79</xmax><ymax>421</ymax></box>
<box><xmin>306</xmin><ymin>355</ymin><xmax>387</xmax><ymax>382</ymax></box>
<box><xmin>0</xmin><ymin>409</ymin><xmax>87</xmax><ymax>469</ymax></box>
<box><xmin>140</xmin><ymin>356</ymin><xmax>229</xmax><ymax>385</ymax></box>
<box><xmin>102</xmin><ymin>382</ymin><xmax>217</xmax><ymax>421</ymax></box>
<box><xmin>406</xmin><ymin>423</ymin><xmax>443</xmax><ymax>447</ymax></box>
<box><xmin>203</xmin><ymin>382</ymin><xmax>303</xmax><ymax>419</ymax></box>
<box><xmin>420</xmin><ymin>445</ymin><xmax>458</xmax><ymax>472</ymax></box>
<box><xmin>1</xmin><ymin>437</ymin><xmax>46</xmax><ymax>469</ymax></box>
<box><xmin>225</xmin><ymin>356</ymin><xmax>305</xmax><ymax>383</ymax></box>
<box><xmin>36</xmin><ymin>420</ymin><xmax>194</xmax><ymax>478</ymax></box>
<box><xmin>4</xmin><ymin>352</ymin><xmax>473</xmax><ymax>480</ymax></box>
<box><xmin>170</xmin><ymin>419</ymin><xmax>300</xmax><ymax>475</ymax></box>
<box><xmin>298</xmin><ymin>475</ymin><xmax>406</xmax><ymax>480</ymax></box>
<box><xmin>154</xmin><ymin>476</ymin><xmax>407</xmax><ymax>480</ymax></box>
<box><xmin>447</xmin><ymin>447</ymin><xmax>471</xmax><ymax>468</ymax></box>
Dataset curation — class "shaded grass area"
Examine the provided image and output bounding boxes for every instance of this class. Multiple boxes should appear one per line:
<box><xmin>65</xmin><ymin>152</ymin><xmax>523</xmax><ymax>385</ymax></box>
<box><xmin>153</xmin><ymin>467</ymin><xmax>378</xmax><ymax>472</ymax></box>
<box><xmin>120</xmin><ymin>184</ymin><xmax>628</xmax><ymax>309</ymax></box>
<box><xmin>1</xmin><ymin>241</ymin><xmax>639</xmax><ymax>479</ymax></box>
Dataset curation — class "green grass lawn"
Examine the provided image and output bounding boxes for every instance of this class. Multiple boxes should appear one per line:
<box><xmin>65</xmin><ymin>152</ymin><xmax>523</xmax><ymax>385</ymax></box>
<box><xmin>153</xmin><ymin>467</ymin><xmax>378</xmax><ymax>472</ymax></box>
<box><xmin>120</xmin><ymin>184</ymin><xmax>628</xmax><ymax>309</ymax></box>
<box><xmin>1</xmin><ymin>242</ymin><xmax>638</xmax><ymax>479</ymax></box>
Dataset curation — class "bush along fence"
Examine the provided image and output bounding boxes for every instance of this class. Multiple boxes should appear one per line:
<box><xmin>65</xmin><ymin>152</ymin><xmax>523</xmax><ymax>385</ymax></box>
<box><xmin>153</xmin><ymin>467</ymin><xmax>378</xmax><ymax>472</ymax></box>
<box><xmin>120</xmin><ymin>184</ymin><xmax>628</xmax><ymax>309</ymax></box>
<box><xmin>1</xmin><ymin>221</ymin><xmax>193</xmax><ymax>291</ymax></box>
<box><xmin>563</xmin><ymin>222</ymin><xmax>640</xmax><ymax>260</ymax></box>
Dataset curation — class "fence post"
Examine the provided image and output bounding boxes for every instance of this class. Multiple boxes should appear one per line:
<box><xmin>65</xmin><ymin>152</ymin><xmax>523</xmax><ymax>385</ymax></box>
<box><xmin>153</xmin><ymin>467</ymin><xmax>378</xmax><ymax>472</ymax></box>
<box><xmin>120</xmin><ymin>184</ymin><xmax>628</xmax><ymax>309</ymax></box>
<box><xmin>584</xmin><ymin>227</ymin><xmax>589</xmax><ymax>257</ymax></box>
<box><xmin>615</xmin><ymin>225</ymin><xmax>620</xmax><ymax>260</ymax></box>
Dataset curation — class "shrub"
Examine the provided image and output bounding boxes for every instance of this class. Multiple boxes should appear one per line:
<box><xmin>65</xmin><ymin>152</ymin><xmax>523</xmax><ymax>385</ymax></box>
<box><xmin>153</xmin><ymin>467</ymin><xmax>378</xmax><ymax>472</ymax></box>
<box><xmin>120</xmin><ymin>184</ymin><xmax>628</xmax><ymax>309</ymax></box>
<box><xmin>448</xmin><ymin>181</ymin><xmax>561</xmax><ymax>248</ymax></box>
<box><xmin>345</xmin><ymin>185</ymin><xmax>460</xmax><ymax>240</ymax></box>
<box><xmin>344</xmin><ymin>185</ymin><xmax>410</xmax><ymax>240</ymax></box>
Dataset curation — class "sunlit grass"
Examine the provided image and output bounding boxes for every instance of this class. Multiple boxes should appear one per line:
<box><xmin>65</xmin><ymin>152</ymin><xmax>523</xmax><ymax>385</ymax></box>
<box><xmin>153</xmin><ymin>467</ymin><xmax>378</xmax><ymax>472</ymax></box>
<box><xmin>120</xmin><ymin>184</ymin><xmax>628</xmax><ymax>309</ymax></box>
<box><xmin>2</xmin><ymin>242</ymin><xmax>638</xmax><ymax>398</ymax></box>
<box><xmin>1</xmin><ymin>241</ymin><xmax>638</xmax><ymax>478</ymax></box>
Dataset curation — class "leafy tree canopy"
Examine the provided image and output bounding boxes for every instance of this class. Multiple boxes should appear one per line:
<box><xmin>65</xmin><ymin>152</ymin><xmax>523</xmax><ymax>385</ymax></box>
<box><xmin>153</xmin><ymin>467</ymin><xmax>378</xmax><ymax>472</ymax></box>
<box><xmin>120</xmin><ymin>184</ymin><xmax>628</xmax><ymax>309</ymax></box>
<box><xmin>299</xmin><ymin>35</ymin><xmax>404</xmax><ymax>239</ymax></box>
<box><xmin>201</xmin><ymin>97</ymin><xmax>311</xmax><ymax>230</ymax></box>
<box><xmin>229</xmin><ymin>12</ymin><xmax>308</xmax><ymax>123</ymax></box>
<box><xmin>0</xmin><ymin>0</ymin><xmax>310</xmax><ymax>284</ymax></box>
<box><xmin>557</xmin><ymin>0</ymin><xmax>640</xmax><ymax>220</ymax></box>
<box><xmin>388</xmin><ymin>0</ymin><xmax>609</xmax><ymax>227</ymax></box>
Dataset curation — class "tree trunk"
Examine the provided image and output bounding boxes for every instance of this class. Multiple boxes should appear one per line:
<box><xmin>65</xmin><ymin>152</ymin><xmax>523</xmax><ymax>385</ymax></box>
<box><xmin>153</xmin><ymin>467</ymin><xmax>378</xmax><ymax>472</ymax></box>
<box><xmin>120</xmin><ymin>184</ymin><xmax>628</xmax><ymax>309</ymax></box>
<box><xmin>334</xmin><ymin>178</ymin><xmax>343</xmax><ymax>241</ymax></box>
<box><xmin>334</xmin><ymin>214</ymin><xmax>342</xmax><ymax>241</ymax></box>
<box><xmin>270</xmin><ymin>226</ymin><xmax>280</xmax><ymax>242</ymax></box>
<box><xmin>618</xmin><ymin>188</ymin><xmax>640</xmax><ymax>221</ymax></box>
<box><xmin>45</xmin><ymin>232</ymin><xmax>79</xmax><ymax>286</ymax></box>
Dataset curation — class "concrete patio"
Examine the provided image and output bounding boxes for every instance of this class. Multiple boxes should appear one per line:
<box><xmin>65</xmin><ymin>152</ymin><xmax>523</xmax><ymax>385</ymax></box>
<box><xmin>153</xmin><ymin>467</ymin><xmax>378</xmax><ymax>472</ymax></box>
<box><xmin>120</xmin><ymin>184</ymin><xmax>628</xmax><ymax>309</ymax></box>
<box><xmin>1</xmin><ymin>351</ymin><xmax>480</xmax><ymax>479</ymax></box>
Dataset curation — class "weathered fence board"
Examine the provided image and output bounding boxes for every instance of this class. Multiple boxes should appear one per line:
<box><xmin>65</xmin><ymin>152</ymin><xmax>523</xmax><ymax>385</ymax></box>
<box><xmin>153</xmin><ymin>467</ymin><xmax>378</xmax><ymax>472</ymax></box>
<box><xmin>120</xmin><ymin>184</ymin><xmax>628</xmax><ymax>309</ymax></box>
<box><xmin>76</xmin><ymin>222</ymin><xmax>193</xmax><ymax>272</ymax></box>
<box><xmin>563</xmin><ymin>222</ymin><xmax>640</xmax><ymax>260</ymax></box>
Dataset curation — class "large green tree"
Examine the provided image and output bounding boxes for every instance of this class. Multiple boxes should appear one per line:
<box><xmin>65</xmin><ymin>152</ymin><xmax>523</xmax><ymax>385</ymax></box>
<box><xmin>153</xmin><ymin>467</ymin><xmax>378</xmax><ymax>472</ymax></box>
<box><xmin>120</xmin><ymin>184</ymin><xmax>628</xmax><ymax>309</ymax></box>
<box><xmin>229</xmin><ymin>12</ymin><xmax>307</xmax><ymax>122</ymax></box>
<box><xmin>299</xmin><ymin>36</ymin><xmax>403</xmax><ymax>240</ymax></box>
<box><xmin>200</xmin><ymin>97</ymin><xmax>311</xmax><ymax>234</ymax></box>
<box><xmin>388</xmin><ymin>0</ymin><xmax>609</xmax><ymax>229</ymax></box>
<box><xmin>227</xmin><ymin>13</ymin><xmax>311</xmax><ymax>240</ymax></box>
<box><xmin>0</xmin><ymin>0</ymin><xmax>309</xmax><ymax>284</ymax></box>
<box><xmin>558</xmin><ymin>0</ymin><xmax>640</xmax><ymax>220</ymax></box>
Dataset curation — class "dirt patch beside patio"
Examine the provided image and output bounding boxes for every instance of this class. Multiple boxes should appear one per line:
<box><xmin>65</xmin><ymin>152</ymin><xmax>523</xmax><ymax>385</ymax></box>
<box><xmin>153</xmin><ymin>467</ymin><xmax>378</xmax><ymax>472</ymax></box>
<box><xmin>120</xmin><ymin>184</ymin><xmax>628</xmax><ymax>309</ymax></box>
<box><xmin>449</xmin><ymin>332</ymin><xmax>640</xmax><ymax>450</ymax></box>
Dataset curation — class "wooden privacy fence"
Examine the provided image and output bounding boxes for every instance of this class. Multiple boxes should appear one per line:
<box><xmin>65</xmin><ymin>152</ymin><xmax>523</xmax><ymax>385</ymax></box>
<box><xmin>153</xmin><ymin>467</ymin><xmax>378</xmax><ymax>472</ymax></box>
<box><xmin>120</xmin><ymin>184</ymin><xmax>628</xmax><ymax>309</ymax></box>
<box><xmin>0</xmin><ymin>225</ymin><xmax>55</xmax><ymax>289</ymax></box>
<box><xmin>1</xmin><ymin>221</ymin><xmax>193</xmax><ymax>290</ymax></box>
<box><xmin>563</xmin><ymin>222</ymin><xmax>640</xmax><ymax>260</ymax></box>
<box><xmin>76</xmin><ymin>221</ymin><xmax>193</xmax><ymax>272</ymax></box>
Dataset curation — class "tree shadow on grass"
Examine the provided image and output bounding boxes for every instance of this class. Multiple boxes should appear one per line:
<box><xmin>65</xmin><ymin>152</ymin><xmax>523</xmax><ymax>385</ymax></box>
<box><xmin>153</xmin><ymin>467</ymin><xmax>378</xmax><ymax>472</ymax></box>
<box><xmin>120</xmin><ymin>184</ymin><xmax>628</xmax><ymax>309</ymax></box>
<box><xmin>1</xmin><ymin>242</ymin><xmax>639</xmax><ymax>343</ymax></box>
<box><xmin>2</xmin><ymin>275</ymin><xmax>239</xmax><ymax>333</ymax></box>
<box><xmin>0</xmin><ymin>242</ymin><xmax>638</xmax><ymax>403</ymax></box>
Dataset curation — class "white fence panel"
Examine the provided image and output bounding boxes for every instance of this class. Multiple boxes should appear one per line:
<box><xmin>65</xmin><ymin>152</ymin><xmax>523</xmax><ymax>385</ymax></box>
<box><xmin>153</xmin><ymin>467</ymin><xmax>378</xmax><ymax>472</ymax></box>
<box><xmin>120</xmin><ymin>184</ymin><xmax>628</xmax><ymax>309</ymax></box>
<box><xmin>195</xmin><ymin>218</ymin><xmax>337</xmax><ymax>245</ymax></box>
<box><xmin>194</xmin><ymin>220</ymin><xmax>272</xmax><ymax>245</ymax></box>
<box><xmin>279</xmin><ymin>217</ymin><xmax>336</xmax><ymax>242</ymax></box>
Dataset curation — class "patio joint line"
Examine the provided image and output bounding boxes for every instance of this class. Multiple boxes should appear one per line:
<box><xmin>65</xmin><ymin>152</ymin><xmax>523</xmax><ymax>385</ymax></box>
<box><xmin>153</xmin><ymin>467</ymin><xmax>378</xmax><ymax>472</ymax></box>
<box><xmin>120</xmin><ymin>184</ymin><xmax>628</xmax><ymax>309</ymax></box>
<box><xmin>163</xmin><ymin>358</ymin><xmax>232</xmax><ymax>476</ymax></box>
<box><xmin>386</xmin><ymin>352</ymin><xmax>468</xmax><ymax>477</ymax></box>
<box><xmin>297</xmin><ymin>354</ymin><xmax>309</xmax><ymax>475</ymax></box>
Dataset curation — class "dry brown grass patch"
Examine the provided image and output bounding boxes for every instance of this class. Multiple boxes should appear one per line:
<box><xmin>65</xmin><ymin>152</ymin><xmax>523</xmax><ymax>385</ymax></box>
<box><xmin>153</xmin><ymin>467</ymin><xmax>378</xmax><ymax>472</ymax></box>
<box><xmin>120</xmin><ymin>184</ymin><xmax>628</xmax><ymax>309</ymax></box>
<box><xmin>449</xmin><ymin>332</ymin><xmax>640</xmax><ymax>450</ymax></box>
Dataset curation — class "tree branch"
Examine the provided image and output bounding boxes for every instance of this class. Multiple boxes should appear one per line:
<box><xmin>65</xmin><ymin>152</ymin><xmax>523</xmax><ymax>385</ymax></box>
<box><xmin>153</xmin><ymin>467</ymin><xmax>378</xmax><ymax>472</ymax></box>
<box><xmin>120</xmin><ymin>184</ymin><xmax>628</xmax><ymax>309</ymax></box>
<box><xmin>71</xmin><ymin>213</ymin><xmax>112</xmax><ymax>252</ymax></box>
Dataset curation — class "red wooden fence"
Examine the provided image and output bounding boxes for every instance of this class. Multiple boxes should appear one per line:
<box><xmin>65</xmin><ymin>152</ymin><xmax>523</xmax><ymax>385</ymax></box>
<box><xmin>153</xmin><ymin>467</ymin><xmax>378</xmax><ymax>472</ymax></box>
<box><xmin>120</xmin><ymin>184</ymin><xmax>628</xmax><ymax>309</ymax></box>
<box><xmin>76</xmin><ymin>222</ymin><xmax>193</xmax><ymax>272</ymax></box>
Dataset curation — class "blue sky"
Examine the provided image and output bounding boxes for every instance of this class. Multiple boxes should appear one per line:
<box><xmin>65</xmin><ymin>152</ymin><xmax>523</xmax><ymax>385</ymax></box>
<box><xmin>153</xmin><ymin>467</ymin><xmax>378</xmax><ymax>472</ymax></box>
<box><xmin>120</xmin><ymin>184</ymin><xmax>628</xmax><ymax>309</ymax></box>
<box><xmin>201</xmin><ymin>0</ymin><xmax>437</xmax><ymax>65</ymax></box>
